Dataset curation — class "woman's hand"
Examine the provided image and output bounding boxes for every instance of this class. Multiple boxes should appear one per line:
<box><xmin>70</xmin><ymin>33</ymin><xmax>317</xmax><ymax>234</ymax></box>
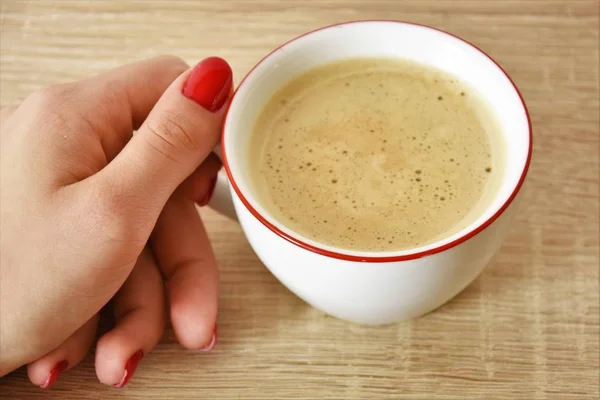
<box><xmin>0</xmin><ymin>55</ymin><xmax>233</xmax><ymax>388</ymax></box>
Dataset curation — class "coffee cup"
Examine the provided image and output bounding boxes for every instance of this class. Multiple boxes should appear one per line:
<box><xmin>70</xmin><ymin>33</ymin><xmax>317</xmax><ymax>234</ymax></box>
<box><xmin>209</xmin><ymin>20</ymin><xmax>532</xmax><ymax>325</ymax></box>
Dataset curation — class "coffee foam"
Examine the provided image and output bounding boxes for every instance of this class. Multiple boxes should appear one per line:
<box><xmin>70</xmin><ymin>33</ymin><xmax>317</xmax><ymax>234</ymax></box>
<box><xmin>249</xmin><ymin>58</ymin><xmax>504</xmax><ymax>252</ymax></box>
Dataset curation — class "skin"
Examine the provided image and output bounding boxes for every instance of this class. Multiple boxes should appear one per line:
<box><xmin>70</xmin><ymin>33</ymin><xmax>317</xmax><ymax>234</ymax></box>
<box><xmin>0</xmin><ymin>55</ymin><xmax>228</xmax><ymax>386</ymax></box>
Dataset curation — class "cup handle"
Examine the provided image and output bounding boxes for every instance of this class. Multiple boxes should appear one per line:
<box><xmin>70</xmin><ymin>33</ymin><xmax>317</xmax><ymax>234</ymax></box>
<box><xmin>207</xmin><ymin>145</ymin><xmax>238</xmax><ymax>221</ymax></box>
<box><xmin>207</xmin><ymin>170</ymin><xmax>237</xmax><ymax>220</ymax></box>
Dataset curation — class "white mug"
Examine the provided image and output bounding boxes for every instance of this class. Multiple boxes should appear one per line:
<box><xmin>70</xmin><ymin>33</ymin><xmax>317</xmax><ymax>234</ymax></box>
<box><xmin>209</xmin><ymin>20</ymin><xmax>532</xmax><ymax>325</ymax></box>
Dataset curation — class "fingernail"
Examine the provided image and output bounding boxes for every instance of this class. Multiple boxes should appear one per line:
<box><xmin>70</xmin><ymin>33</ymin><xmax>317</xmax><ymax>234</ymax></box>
<box><xmin>198</xmin><ymin>325</ymin><xmax>217</xmax><ymax>352</ymax></box>
<box><xmin>183</xmin><ymin>57</ymin><xmax>232</xmax><ymax>112</ymax></box>
<box><xmin>40</xmin><ymin>360</ymin><xmax>68</xmax><ymax>389</ymax></box>
<box><xmin>198</xmin><ymin>175</ymin><xmax>218</xmax><ymax>206</ymax></box>
<box><xmin>114</xmin><ymin>350</ymin><xmax>144</xmax><ymax>388</ymax></box>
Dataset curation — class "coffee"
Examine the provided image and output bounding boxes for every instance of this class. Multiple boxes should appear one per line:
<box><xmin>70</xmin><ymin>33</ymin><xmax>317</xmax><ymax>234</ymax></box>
<box><xmin>248</xmin><ymin>58</ymin><xmax>504</xmax><ymax>252</ymax></box>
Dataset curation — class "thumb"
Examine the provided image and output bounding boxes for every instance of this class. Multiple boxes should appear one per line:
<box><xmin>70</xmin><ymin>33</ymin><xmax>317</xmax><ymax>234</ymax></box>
<box><xmin>94</xmin><ymin>57</ymin><xmax>232</xmax><ymax>223</ymax></box>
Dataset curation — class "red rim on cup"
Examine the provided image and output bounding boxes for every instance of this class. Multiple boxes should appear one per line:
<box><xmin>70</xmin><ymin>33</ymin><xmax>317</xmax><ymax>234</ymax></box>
<box><xmin>221</xmin><ymin>20</ymin><xmax>533</xmax><ymax>263</ymax></box>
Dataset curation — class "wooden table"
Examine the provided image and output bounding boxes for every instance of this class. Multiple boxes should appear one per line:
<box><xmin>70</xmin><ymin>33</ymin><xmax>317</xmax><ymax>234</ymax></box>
<box><xmin>1</xmin><ymin>1</ymin><xmax>598</xmax><ymax>399</ymax></box>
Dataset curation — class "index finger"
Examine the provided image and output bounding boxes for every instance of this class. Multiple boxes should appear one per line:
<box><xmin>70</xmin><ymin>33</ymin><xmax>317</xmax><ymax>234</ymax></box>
<box><xmin>64</xmin><ymin>56</ymin><xmax>189</xmax><ymax>162</ymax></box>
<box><xmin>80</xmin><ymin>55</ymin><xmax>189</xmax><ymax>131</ymax></box>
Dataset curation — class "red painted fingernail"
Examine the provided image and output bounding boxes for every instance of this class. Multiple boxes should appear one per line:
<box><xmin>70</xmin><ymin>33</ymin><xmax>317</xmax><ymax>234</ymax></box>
<box><xmin>198</xmin><ymin>175</ymin><xmax>218</xmax><ymax>206</ymax></box>
<box><xmin>199</xmin><ymin>325</ymin><xmax>217</xmax><ymax>352</ymax></box>
<box><xmin>40</xmin><ymin>360</ymin><xmax>68</xmax><ymax>389</ymax></box>
<box><xmin>114</xmin><ymin>350</ymin><xmax>144</xmax><ymax>388</ymax></box>
<box><xmin>183</xmin><ymin>57</ymin><xmax>232</xmax><ymax>112</ymax></box>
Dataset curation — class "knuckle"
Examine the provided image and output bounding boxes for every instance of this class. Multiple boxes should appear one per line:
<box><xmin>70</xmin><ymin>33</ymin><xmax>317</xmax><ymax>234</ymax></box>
<box><xmin>27</xmin><ymin>88</ymin><xmax>54</xmax><ymax>110</ymax></box>
<box><xmin>26</xmin><ymin>83</ymin><xmax>78</xmax><ymax>116</ymax></box>
<box><xmin>29</xmin><ymin>83</ymin><xmax>74</xmax><ymax>106</ymax></box>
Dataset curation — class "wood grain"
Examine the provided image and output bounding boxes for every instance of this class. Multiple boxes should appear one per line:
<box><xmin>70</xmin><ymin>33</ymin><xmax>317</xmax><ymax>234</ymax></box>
<box><xmin>0</xmin><ymin>1</ymin><xmax>598</xmax><ymax>399</ymax></box>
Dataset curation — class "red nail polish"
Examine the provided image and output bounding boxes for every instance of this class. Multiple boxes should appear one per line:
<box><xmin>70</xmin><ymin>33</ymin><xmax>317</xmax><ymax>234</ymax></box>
<box><xmin>198</xmin><ymin>175</ymin><xmax>218</xmax><ymax>206</ymax></box>
<box><xmin>183</xmin><ymin>57</ymin><xmax>232</xmax><ymax>112</ymax></box>
<box><xmin>199</xmin><ymin>325</ymin><xmax>217</xmax><ymax>352</ymax></box>
<box><xmin>40</xmin><ymin>360</ymin><xmax>68</xmax><ymax>389</ymax></box>
<box><xmin>114</xmin><ymin>350</ymin><xmax>144</xmax><ymax>388</ymax></box>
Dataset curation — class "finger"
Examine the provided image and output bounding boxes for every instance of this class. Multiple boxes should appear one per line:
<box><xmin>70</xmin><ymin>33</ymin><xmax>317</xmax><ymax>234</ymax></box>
<box><xmin>91</xmin><ymin>57</ymin><xmax>232</xmax><ymax>226</ymax></box>
<box><xmin>180</xmin><ymin>151</ymin><xmax>222</xmax><ymax>205</ymax></box>
<box><xmin>78</xmin><ymin>55</ymin><xmax>189</xmax><ymax>160</ymax></box>
<box><xmin>95</xmin><ymin>248</ymin><xmax>166</xmax><ymax>388</ymax></box>
<box><xmin>152</xmin><ymin>196</ymin><xmax>219</xmax><ymax>350</ymax></box>
<box><xmin>27</xmin><ymin>314</ymin><xmax>99</xmax><ymax>389</ymax></box>
<box><xmin>20</xmin><ymin>56</ymin><xmax>188</xmax><ymax>163</ymax></box>
<box><xmin>80</xmin><ymin>55</ymin><xmax>189</xmax><ymax>131</ymax></box>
